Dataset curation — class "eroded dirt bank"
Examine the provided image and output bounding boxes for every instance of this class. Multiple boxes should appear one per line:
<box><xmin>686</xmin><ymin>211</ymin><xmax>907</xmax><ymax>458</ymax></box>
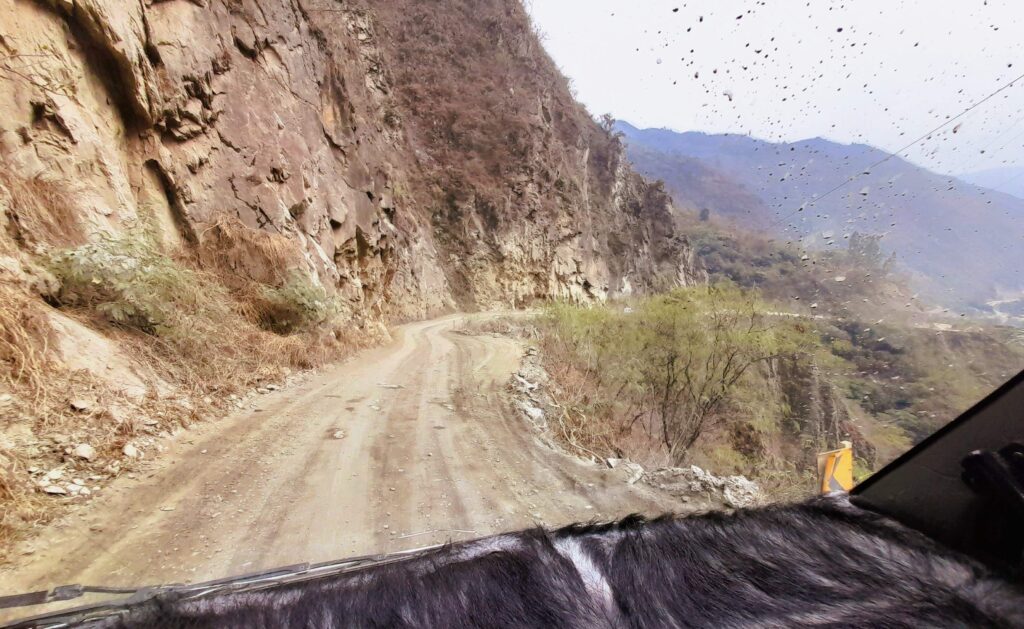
<box><xmin>0</xmin><ymin>314</ymin><xmax>686</xmax><ymax>619</ymax></box>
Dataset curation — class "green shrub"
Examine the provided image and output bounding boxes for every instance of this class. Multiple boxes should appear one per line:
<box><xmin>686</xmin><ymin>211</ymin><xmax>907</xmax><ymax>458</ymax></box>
<box><xmin>853</xmin><ymin>458</ymin><xmax>875</xmax><ymax>484</ymax></box>
<box><xmin>829</xmin><ymin>338</ymin><xmax>855</xmax><ymax>358</ymax></box>
<box><xmin>48</xmin><ymin>229</ymin><xmax>225</xmax><ymax>336</ymax></box>
<box><xmin>260</xmin><ymin>270</ymin><xmax>339</xmax><ymax>334</ymax></box>
<box><xmin>49</xmin><ymin>229</ymin><xmax>340</xmax><ymax>339</ymax></box>
<box><xmin>539</xmin><ymin>284</ymin><xmax>816</xmax><ymax>464</ymax></box>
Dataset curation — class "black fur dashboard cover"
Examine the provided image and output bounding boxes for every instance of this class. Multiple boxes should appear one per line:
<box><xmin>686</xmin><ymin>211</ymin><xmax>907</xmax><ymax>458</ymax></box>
<box><xmin>83</xmin><ymin>495</ymin><xmax>1024</xmax><ymax>628</ymax></box>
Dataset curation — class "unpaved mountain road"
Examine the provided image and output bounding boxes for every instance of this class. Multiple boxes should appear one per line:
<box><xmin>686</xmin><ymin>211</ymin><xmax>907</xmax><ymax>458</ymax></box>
<box><xmin>1</xmin><ymin>313</ymin><xmax>685</xmax><ymax>619</ymax></box>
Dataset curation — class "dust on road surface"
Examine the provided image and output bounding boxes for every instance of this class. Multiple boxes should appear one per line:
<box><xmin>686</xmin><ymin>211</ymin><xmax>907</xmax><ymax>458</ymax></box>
<box><xmin>0</xmin><ymin>313</ymin><xmax>686</xmax><ymax>618</ymax></box>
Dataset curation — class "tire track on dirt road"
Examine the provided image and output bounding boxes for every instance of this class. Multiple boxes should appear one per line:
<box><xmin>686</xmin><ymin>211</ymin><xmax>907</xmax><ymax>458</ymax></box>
<box><xmin>0</xmin><ymin>314</ymin><xmax>688</xmax><ymax>621</ymax></box>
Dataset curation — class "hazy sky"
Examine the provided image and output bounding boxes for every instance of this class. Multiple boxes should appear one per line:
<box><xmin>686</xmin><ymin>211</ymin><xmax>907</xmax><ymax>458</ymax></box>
<box><xmin>526</xmin><ymin>0</ymin><xmax>1024</xmax><ymax>176</ymax></box>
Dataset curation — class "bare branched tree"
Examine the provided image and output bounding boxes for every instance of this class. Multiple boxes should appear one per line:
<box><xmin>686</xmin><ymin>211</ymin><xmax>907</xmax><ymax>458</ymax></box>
<box><xmin>633</xmin><ymin>286</ymin><xmax>800</xmax><ymax>462</ymax></box>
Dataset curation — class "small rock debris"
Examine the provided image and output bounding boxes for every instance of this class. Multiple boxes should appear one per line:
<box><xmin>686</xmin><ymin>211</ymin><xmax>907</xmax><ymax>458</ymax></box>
<box><xmin>73</xmin><ymin>443</ymin><xmax>97</xmax><ymax>461</ymax></box>
<box><xmin>70</xmin><ymin>399</ymin><xmax>94</xmax><ymax>413</ymax></box>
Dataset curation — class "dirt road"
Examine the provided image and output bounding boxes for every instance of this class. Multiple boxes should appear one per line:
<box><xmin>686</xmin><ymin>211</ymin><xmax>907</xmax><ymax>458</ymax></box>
<box><xmin>0</xmin><ymin>314</ymin><xmax>683</xmax><ymax>618</ymax></box>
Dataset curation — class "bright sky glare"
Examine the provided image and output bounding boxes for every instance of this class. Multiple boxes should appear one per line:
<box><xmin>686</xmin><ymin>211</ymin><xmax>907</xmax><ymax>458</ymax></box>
<box><xmin>525</xmin><ymin>0</ymin><xmax>1024</xmax><ymax>176</ymax></box>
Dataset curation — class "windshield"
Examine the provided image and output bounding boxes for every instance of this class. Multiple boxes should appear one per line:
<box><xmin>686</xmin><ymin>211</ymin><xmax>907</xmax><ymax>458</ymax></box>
<box><xmin>1</xmin><ymin>0</ymin><xmax>1022</xmax><ymax>622</ymax></box>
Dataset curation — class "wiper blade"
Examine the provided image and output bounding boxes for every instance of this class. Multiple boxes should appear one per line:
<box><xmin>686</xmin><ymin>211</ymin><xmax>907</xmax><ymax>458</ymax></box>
<box><xmin>0</xmin><ymin>584</ymin><xmax>148</xmax><ymax>610</ymax></box>
<box><xmin>1</xmin><ymin>542</ymin><xmax>446</xmax><ymax>628</ymax></box>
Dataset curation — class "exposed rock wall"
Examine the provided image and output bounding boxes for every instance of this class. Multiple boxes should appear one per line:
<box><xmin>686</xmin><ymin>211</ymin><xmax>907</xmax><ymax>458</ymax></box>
<box><xmin>0</xmin><ymin>0</ymin><xmax>701</xmax><ymax>321</ymax></box>
<box><xmin>361</xmin><ymin>0</ymin><xmax>704</xmax><ymax>308</ymax></box>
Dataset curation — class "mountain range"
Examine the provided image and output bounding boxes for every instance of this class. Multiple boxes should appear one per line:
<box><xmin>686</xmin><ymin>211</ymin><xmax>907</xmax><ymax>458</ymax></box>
<box><xmin>959</xmin><ymin>166</ymin><xmax>1024</xmax><ymax>201</ymax></box>
<box><xmin>617</xmin><ymin>122</ymin><xmax>1024</xmax><ymax>310</ymax></box>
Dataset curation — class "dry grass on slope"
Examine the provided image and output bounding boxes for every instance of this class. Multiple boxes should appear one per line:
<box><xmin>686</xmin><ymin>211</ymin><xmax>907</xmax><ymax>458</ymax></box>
<box><xmin>0</xmin><ymin>284</ymin><xmax>51</xmax><ymax>548</ymax></box>
<box><xmin>1</xmin><ymin>175</ymin><xmax>86</xmax><ymax>250</ymax></box>
<box><xmin>362</xmin><ymin>0</ymin><xmax>622</xmax><ymax>209</ymax></box>
<box><xmin>0</xmin><ymin>216</ymin><xmax>384</xmax><ymax>560</ymax></box>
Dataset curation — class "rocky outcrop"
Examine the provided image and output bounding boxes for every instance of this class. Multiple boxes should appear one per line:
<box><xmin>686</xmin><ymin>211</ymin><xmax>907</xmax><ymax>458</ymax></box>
<box><xmin>0</xmin><ymin>0</ymin><xmax>454</xmax><ymax>324</ymax></box>
<box><xmin>0</xmin><ymin>0</ymin><xmax>700</xmax><ymax>323</ymax></box>
<box><xmin>362</xmin><ymin>0</ymin><xmax>704</xmax><ymax>308</ymax></box>
<box><xmin>645</xmin><ymin>465</ymin><xmax>762</xmax><ymax>509</ymax></box>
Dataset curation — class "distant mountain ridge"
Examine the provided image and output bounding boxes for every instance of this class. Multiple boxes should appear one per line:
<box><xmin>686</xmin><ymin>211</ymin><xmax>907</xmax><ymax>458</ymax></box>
<box><xmin>959</xmin><ymin>166</ymin><xmax>1024</xmax><ymax>200</ymax></box>
<box><xmin>617</xmin><ymin>121</ymin><xmax>1024</xmax><ymax>308</ymax></box>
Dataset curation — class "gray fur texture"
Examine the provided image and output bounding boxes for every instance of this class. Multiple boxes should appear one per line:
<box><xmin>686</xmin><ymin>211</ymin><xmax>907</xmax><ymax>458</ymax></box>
<box><xmin>94</xmin><ymin>496</ymin><xmax>1024</xmax><ymax>628</ymax></box>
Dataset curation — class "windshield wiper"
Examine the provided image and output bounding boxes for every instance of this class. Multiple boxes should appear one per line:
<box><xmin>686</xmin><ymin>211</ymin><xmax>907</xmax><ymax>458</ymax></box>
<box><xmin>0</xmin><ymin>543</ymin><xmax>445</xmax><ymax>628</ymax></box>
<box><xmin>0</xmin><ymin>585</ymin><xmax>138</xmax><ymax>610</ymax></box>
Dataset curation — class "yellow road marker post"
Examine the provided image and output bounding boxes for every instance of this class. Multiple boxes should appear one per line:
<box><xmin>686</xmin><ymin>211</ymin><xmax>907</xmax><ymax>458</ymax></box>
<box><xmin>817</xmin><ymin>441</ymin><xmax>854</xmax><ymax>493</ymax></box>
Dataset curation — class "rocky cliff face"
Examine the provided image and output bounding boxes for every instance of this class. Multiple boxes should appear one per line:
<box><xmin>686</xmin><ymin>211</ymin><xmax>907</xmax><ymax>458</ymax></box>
<box><xmin>0</xmin><ymin>0</ymin><xmax>700</xmax><ymax>319</ymax></box>
<box><xmin>1</xmin><ymin>0</ymin><xmax>448</xmax><ymax>323</ymax></box>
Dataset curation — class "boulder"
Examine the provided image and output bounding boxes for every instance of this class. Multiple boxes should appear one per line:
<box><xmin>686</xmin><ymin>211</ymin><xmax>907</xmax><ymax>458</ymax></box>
<box><xmin>70</xmin><ymin>398</ymin><xmax>94</xmax><ymax>412</ymax></box>
<box><xmin>73</xmin><ymin>443</ymin><xmax>97</xmax><ymax>461</ymax></box>
<box><xmin>622</xmin><ymin>461</ymin><xmax>645</xmax><ymax>485</ymax></box>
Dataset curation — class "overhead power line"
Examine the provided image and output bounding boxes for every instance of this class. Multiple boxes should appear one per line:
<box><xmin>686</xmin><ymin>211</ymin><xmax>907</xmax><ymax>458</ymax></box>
<box><xmin>771</xmin><ymin>70</ymin><xmax>1024</xmax><ymax>229</ymax></box>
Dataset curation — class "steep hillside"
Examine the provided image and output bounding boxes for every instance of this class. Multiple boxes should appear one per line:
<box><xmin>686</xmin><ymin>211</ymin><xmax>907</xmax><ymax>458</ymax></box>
<box><xmin>0</xmin><ymin>0</ymin><xmax>698</xmax><ymax>320</ymax></box>
<box><xmin>358</xmin><ymin>1</ymin><xmax>701</xmax><ymax>306</ymax></box>
<box><xmin>0</xmin><ymin>0</ymin><xmax>700</xmax><ymax>551</ymax></box>
<box><xmin>617</xmin><ymin>122</ymin><xmax>1024</xmax><ymax>309</ymax></box>
<box><xmin>622</xmin><ymin>142</ymin><xmax>773</xmax><ymax>229</ymax></box>
<box><xmin>531</xmin><ymin>282</ymin><xmax>1024</xmax><ymax>498</ymax></box>
<box><xmin>0</xmin><ymin>0</ymin><xmax>701</xmax><ymax>321</ymax></box>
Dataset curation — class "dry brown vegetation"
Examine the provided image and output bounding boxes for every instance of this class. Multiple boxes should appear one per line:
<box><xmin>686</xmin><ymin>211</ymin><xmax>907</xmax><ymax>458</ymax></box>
<box><xmin>0</xmin><ymin>284</ymin><xmax>52</xmax><ymax>395</ymax></box>
<box><xmin>0</xmin><ymin>284</ymin><xmax>50</xmax><ymax>548</ymax></box>
<box><xmin>1</xmin><ymin>175</ymin><xmax>86</xmax><ymax>250</ymax></box>
<box><xmin>0</xmin><ymin>180</ymin><xmax>385</xmax><ymax>557</ymax></box>
<box><xmin>196</xmin><ymin>217</ymin><xmax>302</xmax><ymax>290</ymax></box>
<box><xmin>352</xmin><ymin>0</ymin><xmax>650</xmax><ymax>297</ymax></box>
<box><xmin>363</xmin><ymin>0</ymin><xmax>616</xmax><ymax>205</ymax></box>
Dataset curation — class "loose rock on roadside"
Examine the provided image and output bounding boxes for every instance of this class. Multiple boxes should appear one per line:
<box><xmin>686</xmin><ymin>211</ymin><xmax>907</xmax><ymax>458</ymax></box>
<box><xmin>73</xmin><ymin>443</ymin><xmax>97</xmax><ymax>461</ymax></box>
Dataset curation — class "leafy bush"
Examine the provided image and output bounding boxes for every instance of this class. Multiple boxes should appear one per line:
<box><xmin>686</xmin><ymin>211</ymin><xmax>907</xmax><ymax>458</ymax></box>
<box><xmin>48</xmin><ymin>229</ymin><xmax>225</xmax><ymax>336</ymax></box>
<box><xmin>539</xmin><ymin>284</ymin><xmax>815</xmax><ymax>465</ymax></box>
<box><xmin>829</xmin><ymin>338</ymin><xmax>855</xmax><ymax>358</ymax></box>
<box><xmin>260</xmin><ymin>271</ymin><xmax>340</xmax><ymax>334</ymax></box>
<box><xmin>49</xmin><ymin>229</ymin><xmax>339</xmax><ymax>337</ymax></box>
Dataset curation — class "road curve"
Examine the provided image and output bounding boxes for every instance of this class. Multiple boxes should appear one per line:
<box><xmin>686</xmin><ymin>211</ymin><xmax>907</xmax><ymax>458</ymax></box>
<box><xmin>0</xmin><ymin>313</ymin><xmax>683</xmax><ymax>618</ymax></box>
